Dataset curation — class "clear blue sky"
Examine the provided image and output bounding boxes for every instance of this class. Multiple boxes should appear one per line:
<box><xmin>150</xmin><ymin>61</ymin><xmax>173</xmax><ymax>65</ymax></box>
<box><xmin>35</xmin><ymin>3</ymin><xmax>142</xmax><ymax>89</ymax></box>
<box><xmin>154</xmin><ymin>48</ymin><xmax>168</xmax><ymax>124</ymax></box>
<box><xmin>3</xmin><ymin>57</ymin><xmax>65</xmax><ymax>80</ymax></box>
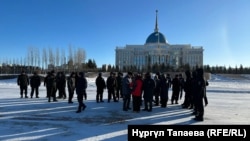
<box><xmin>0</xmin><ymin>0</ymin><xmax>250</xmax><ymax>68</ymax></box>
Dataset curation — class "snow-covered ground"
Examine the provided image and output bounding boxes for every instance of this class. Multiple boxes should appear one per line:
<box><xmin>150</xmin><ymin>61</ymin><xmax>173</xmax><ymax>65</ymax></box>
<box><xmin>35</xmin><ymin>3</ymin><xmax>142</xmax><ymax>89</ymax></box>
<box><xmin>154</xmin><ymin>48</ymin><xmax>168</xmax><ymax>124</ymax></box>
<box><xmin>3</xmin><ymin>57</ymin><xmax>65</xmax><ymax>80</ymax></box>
<box><xmin>0</xmin><ymin>74</ymin><xmax>250</xmax><ymax>141</ymax></box>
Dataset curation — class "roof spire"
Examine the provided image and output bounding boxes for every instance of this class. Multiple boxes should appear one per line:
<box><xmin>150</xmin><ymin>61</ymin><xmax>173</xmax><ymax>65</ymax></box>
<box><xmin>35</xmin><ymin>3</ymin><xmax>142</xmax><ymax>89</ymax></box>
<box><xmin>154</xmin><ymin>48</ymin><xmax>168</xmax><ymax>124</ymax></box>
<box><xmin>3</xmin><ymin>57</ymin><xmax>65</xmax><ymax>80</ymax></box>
<box><xmin>154</xmin><ymin>10</ymin><xmax>159</xmax><ymax>32</ymax></box>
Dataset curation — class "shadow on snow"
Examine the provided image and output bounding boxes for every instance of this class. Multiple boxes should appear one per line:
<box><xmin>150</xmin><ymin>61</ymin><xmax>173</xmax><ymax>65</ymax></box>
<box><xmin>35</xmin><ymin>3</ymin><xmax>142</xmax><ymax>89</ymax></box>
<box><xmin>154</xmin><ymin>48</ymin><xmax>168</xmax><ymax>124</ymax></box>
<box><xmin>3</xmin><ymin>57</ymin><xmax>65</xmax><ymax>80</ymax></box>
<box><xmin>0</xmin><ymin>97</ymin><xmax>197</xmax><ymax>141</ymax></box>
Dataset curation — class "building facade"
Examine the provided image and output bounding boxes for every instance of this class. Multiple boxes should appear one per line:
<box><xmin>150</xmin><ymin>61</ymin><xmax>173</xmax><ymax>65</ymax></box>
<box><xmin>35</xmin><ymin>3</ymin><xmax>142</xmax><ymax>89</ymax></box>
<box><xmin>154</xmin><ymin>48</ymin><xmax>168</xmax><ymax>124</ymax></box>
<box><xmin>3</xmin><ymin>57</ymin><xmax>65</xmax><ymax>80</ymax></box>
<box><xmin>115</xmin><ymin>11</ymin><xmax>203</xmax><ymax>71</ymax></box>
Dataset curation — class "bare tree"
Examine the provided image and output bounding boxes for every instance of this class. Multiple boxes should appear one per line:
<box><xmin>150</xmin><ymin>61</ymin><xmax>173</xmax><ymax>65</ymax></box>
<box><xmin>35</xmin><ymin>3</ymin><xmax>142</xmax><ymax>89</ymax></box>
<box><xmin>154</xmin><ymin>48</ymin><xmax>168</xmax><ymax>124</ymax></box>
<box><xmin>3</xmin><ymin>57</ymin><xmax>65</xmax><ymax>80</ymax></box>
<box><xmin>68</xmin><ymin>45</ymin><xmax>74</xmax><ymax>72</ymax></box>
<box><xmin>34</xmin><ymin>47</ymin><xmax>37</xmax><ymax>67</ymax></box>
<box><xmin>61</xmin><ymin>48</ymin><xmax>66</xmax><ymax>72</ymax></box>
<box><xmin>42</xmin><ymin>48</ymin><xmax>48</xmax><ymax>70</ymax></box>
<box><xmin>20</xmin><ymin>57</ymin><xmax>23</xmax><ymax>66</ymax></box>
<box><xmin>75</xmin><ymin>48</ymin><xmax>86</xmax><ymax>71</ymax></box>
<box><xmin>74</xmin><ymin>49</ymin><xmax>77</xmax><ymax>70</ymax></box>
<box><xmin>15</xmin><ymin>58</ymin><xmax>19</xmax><ymax>66</ymax></box>
<box><xmin>30</xmin><ymin>47</ymin><xmax>35</xmax><ymax>67</ymax></box>
<box><xmin>55</xmin><ymin>47</ymin><xmax>60</xmax><ymax>69</ymax></box>
<box><xmin>49</xmin><ymin>47</ymin><xmax>55</xmax><ymax>69</ymax></box>
<box><xmin>34</xmin><ymin>47</ymin><xmax>40</xmax><ymax>68</ymax></box>
<box><xmin>24</xmin><ymin>57</ymin><xmax>27</xmax><ymax>67</ymax></box>
<box><xmin>26</xmin><ymin>47</ymin><xmax>31</xmax><ymax>67</ymax></box>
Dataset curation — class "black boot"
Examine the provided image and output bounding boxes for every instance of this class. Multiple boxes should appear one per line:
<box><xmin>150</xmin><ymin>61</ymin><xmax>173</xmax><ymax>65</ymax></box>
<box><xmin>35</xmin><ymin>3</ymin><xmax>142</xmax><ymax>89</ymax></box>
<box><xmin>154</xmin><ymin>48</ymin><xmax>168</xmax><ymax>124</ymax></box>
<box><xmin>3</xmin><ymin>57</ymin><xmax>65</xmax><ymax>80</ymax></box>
<box><xmin>76</xmin><ymin>106</ymin><xmax>81</xmax><ymax>113</ymax></box>
<box><xmin>100</xmin><ymin>95</ymin><xmax>104</xmax><ymax>102</ymax></box>
<box><xmin>82</xmin><ymin>103</ymin><xmax>86</xmax><ymax>111</ymax></box>
<box><xmin>194</xmin><ymin>116</ymin><xmax>203</xmax><ymax>121</ymax></box>
<box><xmin>96</xmin><ymin>95</ymin><xmax>99</xmax><ymax>103</ymax></box>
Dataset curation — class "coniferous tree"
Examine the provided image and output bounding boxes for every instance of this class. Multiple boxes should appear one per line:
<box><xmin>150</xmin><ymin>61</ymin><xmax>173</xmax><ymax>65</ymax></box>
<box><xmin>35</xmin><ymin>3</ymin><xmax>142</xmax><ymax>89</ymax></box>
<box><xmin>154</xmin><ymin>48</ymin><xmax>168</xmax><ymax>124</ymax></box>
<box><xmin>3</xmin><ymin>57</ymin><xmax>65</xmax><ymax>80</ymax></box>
<box><xmin>239</xmin><ymin>64</ymin><xmax>243</xmax><ymax>74</ymax></box>
<box><xmin>107</xmin><ymin>64</ymin><xmax>112</xmax><ymax>72</ymax></box>
<box><xmin>235</xmin><ymin>65</ymin><xmax>238</xmax><ymax>74</ymax></box>
<box><xmin>92</xmin><ymin>59</ymin><xmax>97</xmax><ymax>69</ymax></box>
<box><xmin>101</xmin><ymin>64</ymin><xmax>107</xmax><ymax>72</ymax></box>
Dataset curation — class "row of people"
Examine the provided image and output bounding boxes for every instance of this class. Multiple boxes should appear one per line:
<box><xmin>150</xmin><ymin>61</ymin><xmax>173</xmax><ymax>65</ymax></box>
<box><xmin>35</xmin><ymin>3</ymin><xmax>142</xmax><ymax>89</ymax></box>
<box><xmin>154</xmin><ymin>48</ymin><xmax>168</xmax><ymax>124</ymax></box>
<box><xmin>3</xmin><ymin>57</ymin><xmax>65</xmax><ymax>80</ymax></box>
<box><xmin>17</xmin><ymin>71</ymin><xmax>41</xmax><ymax>98</ymax></box>
<box><xmin>17</xmin><ymin>70</ymin><xmax>207</xmax><ymax>120</ymax></box>
<box><xmin>17</xmin><ymin>70</ymin><xmax>87</xmax><ymax>113</ymax></box>
<box><xmin>95</xmin><ymin>70</ymin><xmax>208</xmax><ymax>121</ymax></box>
<box><xmin>96</xmin><ymin>71</ymin><xmax>181</xmax><ymax>112</ymax></box>
<box><xmin>17</xmin><ymin>70</ymin><xmax>78</xmax><ymax>102</ymax></box>
<box><xmin>44</xmin><ymin>70</ymin><xmax>87</xmax><ymax>113</ymax></box>
<box><xmin>181</xmin><ymin>69</ymin><xmax>209</xmax><ymax>121</ymax></box>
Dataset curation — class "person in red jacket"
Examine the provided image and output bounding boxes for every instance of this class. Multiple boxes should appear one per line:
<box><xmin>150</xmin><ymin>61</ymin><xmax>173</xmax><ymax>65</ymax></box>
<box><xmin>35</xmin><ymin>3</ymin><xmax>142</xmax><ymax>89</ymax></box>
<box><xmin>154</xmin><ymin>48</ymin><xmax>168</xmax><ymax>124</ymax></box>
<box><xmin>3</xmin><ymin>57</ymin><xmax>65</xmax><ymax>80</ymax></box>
<box><xmin>131</xmin><ymin>73</ymin><xmax>143</xmax><ymax>113</ymax></box>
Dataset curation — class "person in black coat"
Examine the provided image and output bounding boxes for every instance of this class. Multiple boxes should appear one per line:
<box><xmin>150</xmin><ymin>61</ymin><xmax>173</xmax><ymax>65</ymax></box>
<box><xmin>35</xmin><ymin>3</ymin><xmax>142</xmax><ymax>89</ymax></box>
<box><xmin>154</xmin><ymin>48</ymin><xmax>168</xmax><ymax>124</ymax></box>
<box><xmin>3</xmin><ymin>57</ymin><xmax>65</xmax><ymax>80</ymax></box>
<box><xmin>171</xmin><ymin>74</ymin><xmax>180</xmax><ymax>104</ymax></box>
<box><xmin>56</xmin><ymin>72</ymin><xmax>67</xmax><ymax>99</ymax></box>
<box><xmin>153</xmin><ymin>72</ymin><xmax>161</xmax><ymax>106</ymax></box>
<box><xmin>106</xmin><ymin>72</ymin><xmax>118</xmax><ymax>102</ymax></box>
<box><xmin>67</xmin><ymin>72</ymin><xmax>76</xmax><ymax>103</ymax></box>
<box><xmin>75</xmin><ymin>72</ymin><xmax>87</xmax><ymax>113</ymax></box>
<box><xmin>30</xmin><ymin>71</ymin><xmax>41</xmax><ymax>98</ymax></box>
<box><xmin>44</xmin><ymin>71</ymin><xmax>50</xmax><ymax>98</ymax></box>
<box><xmin>17</xmin><ymin>71</ymin><xmax>29</xmax><ymax>98</ymax></box>
<box><xmin>46</xmin><ymin>70</ymin><xmax>57</xmax><ymax>102</ymax></box>
<box><xmin>193</xmin><ymin>68</ymin><xmax>206</xmax><ymax>121</ymax></box>
<box><xmin>95</xmin><ymin>72</ymin><xmax>106</xmax><ymax>103</ymax></box>
<box><xmin>189</xmin><ymin>70</ymin><xmax>198</xmax><ymax>110</ymax></box>
<box><xmin>160</xmin><ymin>73</ymin><xmax>171</xmax><ymax>108</ymax></box>
<box><xmin>142</xmin><ymin>72</ymin><xmax>156</xmax><ymax>112</ymax></box>
<box><xmin>116</xmin><ymin>72</ymin><xmax>123</xmax><ymax>101</ymax></box>
<box><xmin>179</xmin><ymin>73</ymin><xmax>185</xmax><ymax>100</ymax></box>
<box><xmin>182</xmin><ymin>70</ymin><xmax>193</xmax><ymax>108</ymax></box>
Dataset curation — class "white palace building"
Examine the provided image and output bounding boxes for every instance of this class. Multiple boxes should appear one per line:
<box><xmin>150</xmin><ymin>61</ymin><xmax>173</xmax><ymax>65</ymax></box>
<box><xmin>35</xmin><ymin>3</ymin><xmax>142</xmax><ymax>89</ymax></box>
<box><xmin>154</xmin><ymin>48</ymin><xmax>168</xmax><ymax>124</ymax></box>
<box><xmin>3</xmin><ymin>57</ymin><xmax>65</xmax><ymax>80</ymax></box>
<box><xmin>115</xmin><ymin>11</ymin><xmax>204</xmax><ymax>71</ymax></box>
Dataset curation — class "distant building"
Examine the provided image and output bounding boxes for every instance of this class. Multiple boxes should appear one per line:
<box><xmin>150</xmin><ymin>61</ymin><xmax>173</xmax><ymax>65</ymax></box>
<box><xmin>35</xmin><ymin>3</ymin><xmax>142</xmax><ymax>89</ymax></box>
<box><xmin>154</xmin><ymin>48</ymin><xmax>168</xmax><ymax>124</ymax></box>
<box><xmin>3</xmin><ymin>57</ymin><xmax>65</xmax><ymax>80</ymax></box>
<box><xmin>115</xmin><ymin>10</ymin><xmax>203</xmax><ymax>71</ymax></box>
<box><xmin>47</xmin><ymin>64</ymin><xmax>55</xmax><ymax>71</ymax></box>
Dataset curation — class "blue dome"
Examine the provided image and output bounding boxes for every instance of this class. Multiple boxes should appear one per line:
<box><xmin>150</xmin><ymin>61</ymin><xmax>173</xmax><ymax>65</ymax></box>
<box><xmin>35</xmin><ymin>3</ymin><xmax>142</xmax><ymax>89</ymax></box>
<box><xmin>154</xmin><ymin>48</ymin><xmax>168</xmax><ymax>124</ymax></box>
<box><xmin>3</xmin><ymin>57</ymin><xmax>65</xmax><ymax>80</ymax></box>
<box><xmin>146</xmin><ymin>32</ymin><xmax>167</xmax><ymax>44</ymax></box>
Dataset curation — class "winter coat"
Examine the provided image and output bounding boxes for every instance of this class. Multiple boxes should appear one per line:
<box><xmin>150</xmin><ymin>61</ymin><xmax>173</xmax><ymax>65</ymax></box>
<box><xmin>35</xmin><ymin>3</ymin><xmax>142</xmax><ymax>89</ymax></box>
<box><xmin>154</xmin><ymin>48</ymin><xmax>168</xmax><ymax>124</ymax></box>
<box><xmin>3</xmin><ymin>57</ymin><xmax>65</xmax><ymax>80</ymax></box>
<box><xmin>56</xmin><ymin>74</ymin><xmax>66</xmax><ymax>89</ymax></box>
<box><xmin>192</xmin><ymin>69</ymin><xmax>207</xmax><ymax>107</ymax></box>
<box><xmin>159</xmin><ymin>75</ymin><xmax>170</xmax><ymax>99</ymax></box>
<box><xmin>95</xmin><ymin>76</ymin><xmax>106</xmax><ymax>91</ymax></box>
<box><xmin>196</xmin><ymin>69</ymin><xmax>206</xmax><ymax>99</ymax></box>
<box><xmin>154</xmin><ymin>76</ymin><xmax>161</xmax><ymax>94</ymax></box>
<box><xmin>17</xmin><ymin>74</ymin><xmax>29</xmax><ymax>87</ymax></box>
<box><xmin>122</xmin><ymin>75</ymin><xmax>133</xmax><ymax>96</ymax></box>
<box><xmin>106</xmin><ymin>76</ymin><xmax>116</xmax><ymax>90</ymax></box>
<box><xmin>191</xmin><ymin>70</ymin><xmax>198</xmax><ymax>96</ymax></box>
<box><xmin>67</xmin><ymin>76</ymin><xmax>76</xmax><ymax>92</ymax></box>
<box><xmin>131</xmin><ymin>77</ymin><xmax>143</xmax><ymax>97</ymax></box>
<box><xmin>30</xmin><ymin>75</ymin><xmax>41</xmax><ymax>88</ymax></box>
<box><xmin>46</xmin><ymin>74</ymin><xmax>57</xmax><ymax>89</ymax></box>
<box><xmin>142</xmin><ymin>76</ymin><xmax>155</xmax><ymax>101</ymax></box>
<box><xmin>116</xmin><ymin>75</ymin><xmax>123</xmax><ymax>89</ymax></box>
<box><xmin>184</xmin><ymin>70</ymin><xmax>192</xmax><ymax>95</ymax></box>
<box><xmin>166</xmin><ymin>76</ymin><xmax>172</xmax><ymax>88</ymax></box>
<box><xmin>179</xmin><ymin>77</ymin><xmax>185</xmax><ymax>88</ymax></box>
<box><xmin>76</xmin><ymin>75</ymin><xmax>87</xmax><ymax>95</ymax></box>
<box><xmin>172</xmin><ymin>77</ymin><xmax>180</xmax><ymax>92</ymax></box>
<box><xmin>184</xmin><ymin>77</ymin><xmax>192</xmax><ymax>95</ymax></box>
